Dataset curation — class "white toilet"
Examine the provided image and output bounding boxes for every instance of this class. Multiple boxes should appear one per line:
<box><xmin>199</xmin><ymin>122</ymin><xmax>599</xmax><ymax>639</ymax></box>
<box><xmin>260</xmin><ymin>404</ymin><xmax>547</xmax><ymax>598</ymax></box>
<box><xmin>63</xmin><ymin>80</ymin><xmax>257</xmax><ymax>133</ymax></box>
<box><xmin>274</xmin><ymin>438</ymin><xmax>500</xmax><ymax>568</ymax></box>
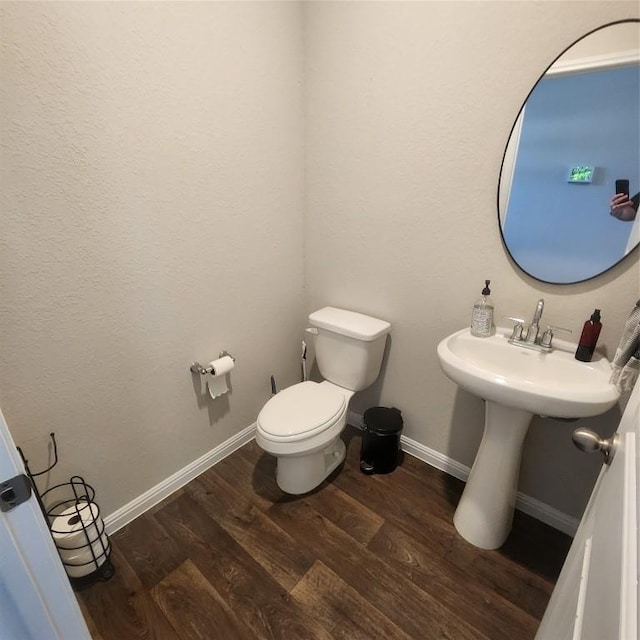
<box><xmin>256</xmin><ymin>306</ymin><xmax>391</xmax><ymax>494</ymax></box>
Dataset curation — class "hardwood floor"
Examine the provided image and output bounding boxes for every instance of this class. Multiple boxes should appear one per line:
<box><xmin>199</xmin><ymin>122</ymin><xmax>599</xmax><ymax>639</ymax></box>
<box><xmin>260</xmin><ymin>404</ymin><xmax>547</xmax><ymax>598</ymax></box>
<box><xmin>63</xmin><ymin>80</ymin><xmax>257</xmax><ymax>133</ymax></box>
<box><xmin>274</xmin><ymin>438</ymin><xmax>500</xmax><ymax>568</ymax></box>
<box><xmin>78</xmin><ymin>427</ymin><xmax>571</xmax><ymax>639</ymax></box>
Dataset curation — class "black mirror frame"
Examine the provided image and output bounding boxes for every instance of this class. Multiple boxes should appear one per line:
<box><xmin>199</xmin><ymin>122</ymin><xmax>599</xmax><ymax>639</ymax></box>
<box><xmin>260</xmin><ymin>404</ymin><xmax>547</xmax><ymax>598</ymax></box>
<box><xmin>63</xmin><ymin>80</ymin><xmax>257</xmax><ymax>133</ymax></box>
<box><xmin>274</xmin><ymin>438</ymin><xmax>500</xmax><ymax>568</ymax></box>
<box><xmin>497</xmin><ymin>18</ymin><xmax>640</xmax><ymax>285</ymax></box>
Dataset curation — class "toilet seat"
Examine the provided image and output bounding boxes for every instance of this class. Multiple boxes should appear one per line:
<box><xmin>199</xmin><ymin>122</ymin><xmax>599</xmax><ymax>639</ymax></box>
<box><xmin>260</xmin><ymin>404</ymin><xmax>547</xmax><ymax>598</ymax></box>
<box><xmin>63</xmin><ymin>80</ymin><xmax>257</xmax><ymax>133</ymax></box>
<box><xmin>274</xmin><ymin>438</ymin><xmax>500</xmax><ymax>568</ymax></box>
<box><xmin>257</xmin><ymin>381</ymin><xmax>346</xmax><ymax>443</ymax></box>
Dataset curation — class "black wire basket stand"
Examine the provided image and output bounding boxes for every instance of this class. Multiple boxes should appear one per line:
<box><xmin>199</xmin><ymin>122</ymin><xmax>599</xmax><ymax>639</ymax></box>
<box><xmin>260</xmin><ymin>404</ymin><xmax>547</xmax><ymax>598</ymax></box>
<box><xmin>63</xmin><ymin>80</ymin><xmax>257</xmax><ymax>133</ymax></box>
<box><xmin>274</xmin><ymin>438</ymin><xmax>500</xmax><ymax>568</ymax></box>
<box><xmin>18</xmin><ymin>433</ymin><xmax>114</xmax><ymax>585</ymax></box>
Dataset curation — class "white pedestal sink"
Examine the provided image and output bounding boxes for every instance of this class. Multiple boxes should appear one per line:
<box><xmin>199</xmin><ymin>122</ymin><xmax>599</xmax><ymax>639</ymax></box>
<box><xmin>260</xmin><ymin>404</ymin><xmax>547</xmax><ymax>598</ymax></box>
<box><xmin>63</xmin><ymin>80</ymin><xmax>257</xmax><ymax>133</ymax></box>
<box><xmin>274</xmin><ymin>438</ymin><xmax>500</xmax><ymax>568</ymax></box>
<box><xmin>437</xmin><ymin>327</ymin><xmax>619</xmax><ymax>549</ymax></box>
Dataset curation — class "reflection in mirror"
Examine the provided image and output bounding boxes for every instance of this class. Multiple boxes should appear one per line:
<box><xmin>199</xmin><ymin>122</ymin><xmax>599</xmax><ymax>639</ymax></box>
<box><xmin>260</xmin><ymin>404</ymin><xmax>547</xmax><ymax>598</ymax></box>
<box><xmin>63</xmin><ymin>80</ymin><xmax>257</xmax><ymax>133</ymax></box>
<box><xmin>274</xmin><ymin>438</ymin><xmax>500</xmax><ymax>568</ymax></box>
<box><xmin>498</xmin><ymin>20</ymin><xmax>640</xmax><ymax>284</ymax></box>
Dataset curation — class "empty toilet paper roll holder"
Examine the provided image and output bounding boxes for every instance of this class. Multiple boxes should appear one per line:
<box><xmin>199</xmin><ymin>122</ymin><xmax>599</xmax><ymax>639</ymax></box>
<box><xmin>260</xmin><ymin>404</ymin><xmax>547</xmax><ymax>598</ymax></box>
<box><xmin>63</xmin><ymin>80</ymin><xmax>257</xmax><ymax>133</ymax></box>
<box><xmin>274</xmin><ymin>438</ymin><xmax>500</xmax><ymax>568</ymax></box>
<box><xmin>190</xmin><ymin>351</ymin><xmax>235</xmax><ymax>376</ymax></box>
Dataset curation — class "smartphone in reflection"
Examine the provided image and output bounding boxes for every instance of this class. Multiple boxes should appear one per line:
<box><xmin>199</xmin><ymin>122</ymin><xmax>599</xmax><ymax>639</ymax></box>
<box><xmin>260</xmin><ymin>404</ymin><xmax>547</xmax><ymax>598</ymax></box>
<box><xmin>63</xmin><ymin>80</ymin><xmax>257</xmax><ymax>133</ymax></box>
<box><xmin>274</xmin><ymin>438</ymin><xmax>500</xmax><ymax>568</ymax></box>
<box><xmin>615</xmin><ymin>179</ymin><xmax>630</xmax><ymax>197</ymax></box>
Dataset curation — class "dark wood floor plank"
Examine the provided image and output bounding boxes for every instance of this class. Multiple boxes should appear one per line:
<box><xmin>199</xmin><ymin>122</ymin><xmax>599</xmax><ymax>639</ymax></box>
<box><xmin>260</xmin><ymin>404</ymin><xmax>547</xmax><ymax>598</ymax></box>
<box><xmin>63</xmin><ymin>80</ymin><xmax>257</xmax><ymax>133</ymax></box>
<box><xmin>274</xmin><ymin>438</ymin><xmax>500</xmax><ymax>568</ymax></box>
<box><xmin>154</xmin><ymin>493</ymin><xmax>333</xmax><ymax>640</ymax></box>
<box><xmin>144</xmin><ymin>487</ymin><xmax>187</xmax><ymax>517</ymax></box>
<box><xmin>151</xmin><ymin>559</ymin><xmax>258</xmax><ymax>640</ymax></box>
<box><xmin>212</xmin><ymin>442</ymin><xmax>284</xmax><ymax>510</ymax></box>
<box><xmin>338</xmin><ymin>430</ymin><xmax>455</xmax><ymax>518</ymax></box>
<box><xmin>113</xmin><ymin>512</ymin><xmax>188</xmax><ymax>589</ymax></box>
<box><xmin>80</xmin><ymin>433</ymin><xmax>571</xmax><ymax>640</ymax></box>
<box><xmin>239</xmin><ymin>443</ymin><xmax>385</xmax><ymax>546</ymax></box>
<box><xmin>305</xmin><ymin>481</ymin><xmax>385</xmax><ymax>545</ymax></box>
<box><xmin>402</xmin><ymin>445</ymin><xmax>569</xmax><ymax>590</ymax></box>
<box><xmin>368</xmin><ymin>521</ymin><xmax>540</xmax><ymax>640</ymax></box>
<box><xmin>399</xmin><ymin>449</ymin><xmax>466</xmax><ymax>503</ymax></box>
<box><xmin>505</xmin><ymin>509</ymin><xmax>572</xmax><ymax>582</ymax></box>
<box><xmin>396</xmin><ymin>434</ymin><xmax>571</xmax><ymax>583</ymax></box>
<box><xmin>76</xmin><ymin>597</ymin><xmax>105</xmax><ymax>640</ymax></box>
<box><xmin>77</xmin><ymin>545</ymin><xmax>177</xmax><ymax>640</ymax></box>
<box><xmin>291</xmin><ymin>560</ymin><xmax>413</xmax><ymax>640</ymax></box>
<box><xmin>265</xmin><ymin>496</ymin><xmax>490</xmax><ymax>640</ymax></box>
<box><xmin>445</xmin><ymin>534</ymin><xmax>553</xmax><ymax>620</ymax></box>
<box><xmin>333</xmin><ymin>431</ymin><xmax>559</xmax><ymax>620</ymax></box>
<box><xmin>185</xmin><ymin>468</ymin><xmax>314</xmax><ymax>591</ymax></box>
<box><xmin>331</xmin><ymin>455</ymin><xmax>458</xmax><ymax>556</ymax></box>
<box><xmin>337</xmin><ymin>454</ymin><xmax>457</xmax><ymax>528</ymax></box>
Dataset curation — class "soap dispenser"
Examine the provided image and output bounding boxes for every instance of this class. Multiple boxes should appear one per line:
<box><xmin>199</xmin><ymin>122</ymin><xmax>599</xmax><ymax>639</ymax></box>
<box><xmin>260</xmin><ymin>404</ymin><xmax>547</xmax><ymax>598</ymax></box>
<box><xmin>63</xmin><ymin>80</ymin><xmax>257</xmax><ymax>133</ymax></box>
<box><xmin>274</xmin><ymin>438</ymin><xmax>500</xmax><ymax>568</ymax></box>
<box><xmin>471</xmin><ymin>280</ymin><xmax>495</xmax><ymax>337</ymax></box>
<box><xmin>575</xmin><ymin>309</ymin><xmax>602</xmax><ymax>362</ymax></box>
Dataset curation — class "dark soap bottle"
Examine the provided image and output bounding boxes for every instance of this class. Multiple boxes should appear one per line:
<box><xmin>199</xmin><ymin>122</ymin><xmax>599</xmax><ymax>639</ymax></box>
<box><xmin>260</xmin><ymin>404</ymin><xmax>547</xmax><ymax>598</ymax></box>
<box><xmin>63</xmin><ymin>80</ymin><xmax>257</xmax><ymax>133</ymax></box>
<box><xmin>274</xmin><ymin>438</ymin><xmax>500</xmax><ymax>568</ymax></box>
<box><xmin>575</xmin><ymin>309</ymin><xmax>602</xmax><ymax>362</ymax></box>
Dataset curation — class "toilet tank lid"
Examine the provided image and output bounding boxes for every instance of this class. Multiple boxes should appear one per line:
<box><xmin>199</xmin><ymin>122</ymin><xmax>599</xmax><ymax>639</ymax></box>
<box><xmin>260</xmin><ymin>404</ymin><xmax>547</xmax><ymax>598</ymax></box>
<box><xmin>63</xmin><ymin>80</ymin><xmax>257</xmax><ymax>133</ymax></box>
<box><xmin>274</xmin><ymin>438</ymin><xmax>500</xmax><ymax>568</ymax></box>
<box><xmin>309</xmin><ymin>307</ymin><xmax>391</xmax><ymax>341</ymax></box>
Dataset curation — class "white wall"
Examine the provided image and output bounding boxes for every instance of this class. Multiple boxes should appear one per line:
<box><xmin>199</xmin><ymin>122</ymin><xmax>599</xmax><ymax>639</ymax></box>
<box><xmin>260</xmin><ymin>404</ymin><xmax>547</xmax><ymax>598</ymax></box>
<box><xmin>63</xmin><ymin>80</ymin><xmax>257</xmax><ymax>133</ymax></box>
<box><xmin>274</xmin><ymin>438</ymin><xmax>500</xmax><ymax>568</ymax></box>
<box><xmin>1</xmin><ymin>1</ymin><xmax>638</xmax><ymax>524</ymax></box>
<box><xmin>304</xmin><ymin>1</ymin><xmax>640</xmax><ymax>519</ymax></box>
<box><xmin>0</xmin><ymin>2</ymin><xmax>305</xmax><ymax>515</ymax></box>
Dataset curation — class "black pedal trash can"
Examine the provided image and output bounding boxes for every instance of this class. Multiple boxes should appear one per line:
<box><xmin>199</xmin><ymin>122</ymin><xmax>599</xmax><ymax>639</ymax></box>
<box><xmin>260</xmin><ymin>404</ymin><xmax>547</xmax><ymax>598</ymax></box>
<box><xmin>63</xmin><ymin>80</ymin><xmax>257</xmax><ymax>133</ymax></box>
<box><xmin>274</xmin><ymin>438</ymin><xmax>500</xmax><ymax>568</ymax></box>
<box><xmin>360</xmin><ymin>407</ymin><xmax>403</xmax><ymax>475</ymax></box>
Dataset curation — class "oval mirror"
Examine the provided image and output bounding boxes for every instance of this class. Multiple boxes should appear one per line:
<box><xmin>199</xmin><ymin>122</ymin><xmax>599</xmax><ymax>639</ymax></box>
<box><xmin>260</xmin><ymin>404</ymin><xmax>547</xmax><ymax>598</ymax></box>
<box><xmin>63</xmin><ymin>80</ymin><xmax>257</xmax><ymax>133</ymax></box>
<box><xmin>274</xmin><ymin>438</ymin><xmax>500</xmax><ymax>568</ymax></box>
<box><xmin>498</xmin><ymin>20</ymin><xmax>640</xmax><ymax>284</ymax></box>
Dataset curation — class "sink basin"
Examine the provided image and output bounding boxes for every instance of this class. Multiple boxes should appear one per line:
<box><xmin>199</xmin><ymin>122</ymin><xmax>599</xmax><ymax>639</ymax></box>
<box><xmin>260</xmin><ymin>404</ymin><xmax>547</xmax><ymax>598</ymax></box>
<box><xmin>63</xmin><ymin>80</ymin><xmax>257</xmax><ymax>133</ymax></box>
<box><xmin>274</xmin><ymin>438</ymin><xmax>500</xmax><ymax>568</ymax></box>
<box><xmin>437</xmin><ymin>327</ymin><xmax>619</xmax><ymax>549</ymax></box>
<box><xmin>437</xmin><ymin>327</ymin><xmax>619</xmax><ymax>418</ymax></box>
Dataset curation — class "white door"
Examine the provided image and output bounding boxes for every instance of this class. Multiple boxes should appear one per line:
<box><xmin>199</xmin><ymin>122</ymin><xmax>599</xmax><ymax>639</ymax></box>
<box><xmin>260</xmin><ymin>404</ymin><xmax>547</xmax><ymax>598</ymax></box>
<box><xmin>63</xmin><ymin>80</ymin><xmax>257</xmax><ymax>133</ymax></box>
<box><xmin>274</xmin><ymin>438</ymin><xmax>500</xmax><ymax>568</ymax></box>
<box><xmin>536</xmin><ymin>383</ymin><xmax>639</xmax><ymax>640</ymax></box>
<box><xmin>0</xmin><ymin>408</ymin><xmax>90</xmax><ymax>640</ymax></box>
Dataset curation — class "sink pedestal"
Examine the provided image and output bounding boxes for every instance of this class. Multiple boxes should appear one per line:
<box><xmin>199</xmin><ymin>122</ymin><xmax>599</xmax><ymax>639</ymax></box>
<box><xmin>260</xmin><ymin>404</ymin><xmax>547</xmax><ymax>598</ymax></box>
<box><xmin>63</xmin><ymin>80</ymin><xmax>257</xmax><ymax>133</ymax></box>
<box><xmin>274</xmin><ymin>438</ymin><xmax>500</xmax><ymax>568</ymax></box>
<box><xmin>438</xmin><ymin>327</ymin><xmax>620</xmax><ymax>549</ymax></box>
<box><xmin>453</xmin><ymin>401</ymin><xmax>533</xmax><ymax>549</ymax></box>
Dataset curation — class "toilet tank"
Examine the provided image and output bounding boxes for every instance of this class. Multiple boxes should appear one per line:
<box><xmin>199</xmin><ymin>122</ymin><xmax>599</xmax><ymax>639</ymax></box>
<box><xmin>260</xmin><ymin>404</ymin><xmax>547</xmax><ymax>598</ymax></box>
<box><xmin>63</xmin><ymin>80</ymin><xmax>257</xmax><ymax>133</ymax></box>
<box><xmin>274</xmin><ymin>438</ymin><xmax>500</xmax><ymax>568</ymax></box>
<box><xmin>308</xmin><ymin>307</ymin><xmax>391</xmax><ymax>391</ymax></box>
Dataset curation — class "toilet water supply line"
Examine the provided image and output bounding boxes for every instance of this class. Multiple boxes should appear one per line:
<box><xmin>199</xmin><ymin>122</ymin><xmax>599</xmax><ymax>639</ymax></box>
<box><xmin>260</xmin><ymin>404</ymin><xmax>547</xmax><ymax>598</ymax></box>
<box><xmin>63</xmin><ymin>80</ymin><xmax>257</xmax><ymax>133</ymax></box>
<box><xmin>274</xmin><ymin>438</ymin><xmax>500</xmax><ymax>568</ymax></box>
<box><xmin>269</xmin><ymin>338</ymin><xmax>310</xmax><ymax>396</ymax></box>
<box><xmin>302</xmin><ymin>327</ymin><xmax>318</xmax><ymax>382</ymax></box>
<box><xmin>302</xmin><ymin>340</ymin><xmax>307</xmax><ymax>381</ymax></box>
<box><xmin>269</xmin><ymin>339</ymin><xmax>308</xmax><ymax>396</ymax></box>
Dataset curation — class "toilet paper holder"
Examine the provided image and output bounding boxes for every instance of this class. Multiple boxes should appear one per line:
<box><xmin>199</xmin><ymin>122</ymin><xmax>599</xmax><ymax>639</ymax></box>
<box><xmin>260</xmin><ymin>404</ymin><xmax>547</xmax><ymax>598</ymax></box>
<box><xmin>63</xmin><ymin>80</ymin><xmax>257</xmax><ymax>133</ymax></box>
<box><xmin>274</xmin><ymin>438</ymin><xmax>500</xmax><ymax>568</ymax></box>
<box><xmin>17</xmin><ymin>435</ymin><xmax>114</xmax><ymax>583</ymax></box>
<box><xmin>190</xmin><ymin>351</ymin><xmax>235</xmax><ymax>376</ymax></box>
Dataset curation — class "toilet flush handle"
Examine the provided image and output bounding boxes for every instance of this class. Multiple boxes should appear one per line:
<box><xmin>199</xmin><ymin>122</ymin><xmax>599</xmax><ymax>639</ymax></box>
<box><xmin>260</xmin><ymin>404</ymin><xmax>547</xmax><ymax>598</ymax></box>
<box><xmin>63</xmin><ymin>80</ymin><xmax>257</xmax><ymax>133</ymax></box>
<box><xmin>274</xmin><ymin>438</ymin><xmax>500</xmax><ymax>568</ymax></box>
<box><xmin>305</xmin><ymin>327</ymin><xmax>319</xmax><ymax>335</ymax></box>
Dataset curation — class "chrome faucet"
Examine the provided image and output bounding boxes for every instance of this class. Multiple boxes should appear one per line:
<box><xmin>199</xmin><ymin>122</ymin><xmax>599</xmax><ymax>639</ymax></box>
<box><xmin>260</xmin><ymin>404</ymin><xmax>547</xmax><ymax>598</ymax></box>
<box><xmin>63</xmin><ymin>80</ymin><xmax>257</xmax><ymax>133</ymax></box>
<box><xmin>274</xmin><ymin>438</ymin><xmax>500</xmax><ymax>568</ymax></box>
<box><xmin>526</xmin><ymin>299</ymin><xmax>545</xmax><ymax>344</ymax></box>
<box><xmin>504</xmin><ymin>298</ymin><xmax>571</xmax><ymax>352</ymax></box>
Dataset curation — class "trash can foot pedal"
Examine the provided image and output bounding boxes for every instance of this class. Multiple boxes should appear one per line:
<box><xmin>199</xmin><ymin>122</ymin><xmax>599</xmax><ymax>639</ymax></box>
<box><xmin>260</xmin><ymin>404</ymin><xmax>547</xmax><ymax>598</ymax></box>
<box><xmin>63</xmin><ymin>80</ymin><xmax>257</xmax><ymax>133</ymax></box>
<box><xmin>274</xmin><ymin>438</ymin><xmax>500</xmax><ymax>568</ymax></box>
<box><xmin>360</xmin><ymin>460</ymin><xmax>376</xmax><ymax>475</ymax></box>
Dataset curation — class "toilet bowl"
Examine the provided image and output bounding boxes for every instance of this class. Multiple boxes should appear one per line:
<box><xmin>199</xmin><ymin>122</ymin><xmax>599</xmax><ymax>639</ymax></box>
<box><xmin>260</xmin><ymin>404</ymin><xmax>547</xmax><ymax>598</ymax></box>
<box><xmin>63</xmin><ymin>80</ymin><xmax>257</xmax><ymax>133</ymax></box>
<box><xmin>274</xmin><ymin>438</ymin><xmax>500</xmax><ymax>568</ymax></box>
<box><xmin>256</xmin><ymin>381</ymin><xmax>354</xmax><ymax>494</ymax></box>
<box><xmin>255</xmin><ymin>306</ymin><xmax>391</xmax><ymax>494</ymax></box>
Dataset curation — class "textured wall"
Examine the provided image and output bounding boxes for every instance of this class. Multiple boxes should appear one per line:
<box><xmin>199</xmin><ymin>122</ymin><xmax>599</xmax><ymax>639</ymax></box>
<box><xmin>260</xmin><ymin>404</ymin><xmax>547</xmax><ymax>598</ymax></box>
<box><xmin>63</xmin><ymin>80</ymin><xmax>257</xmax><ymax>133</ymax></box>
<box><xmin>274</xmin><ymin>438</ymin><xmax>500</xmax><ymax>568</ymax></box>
<box><xmin>0</xmin><ymin>2</ymin><xmax>305</xmax><ymax>514</ymax></box>
<box><xmin>2</xmin><ymin>1</ymin><xmax>639</xmax><ymax>524</ymax></box>
<box><xmin>304</xmin><ymin>1</ymin><xmax>640</xmax><ymax>518</ymax></box>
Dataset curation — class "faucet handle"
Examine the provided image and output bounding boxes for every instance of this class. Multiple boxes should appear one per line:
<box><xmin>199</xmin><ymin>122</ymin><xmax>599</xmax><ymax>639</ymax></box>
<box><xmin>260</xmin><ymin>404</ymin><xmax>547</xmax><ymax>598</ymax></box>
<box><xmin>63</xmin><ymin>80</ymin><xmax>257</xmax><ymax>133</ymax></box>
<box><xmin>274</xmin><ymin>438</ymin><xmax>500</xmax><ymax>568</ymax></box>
<box><xmin>541</xmin><ymin>324</ymin><xmax>572</xmax><ymax>348</ymax></box>
<box><xmin>547</xmin><ymin>324</ymin><xmax>572</xmax><ymax>333</ymax></box>
<box><xmin>502</xmin><ymin>316</ymin><xmax>525</xmax><ymax>341</ymax></box>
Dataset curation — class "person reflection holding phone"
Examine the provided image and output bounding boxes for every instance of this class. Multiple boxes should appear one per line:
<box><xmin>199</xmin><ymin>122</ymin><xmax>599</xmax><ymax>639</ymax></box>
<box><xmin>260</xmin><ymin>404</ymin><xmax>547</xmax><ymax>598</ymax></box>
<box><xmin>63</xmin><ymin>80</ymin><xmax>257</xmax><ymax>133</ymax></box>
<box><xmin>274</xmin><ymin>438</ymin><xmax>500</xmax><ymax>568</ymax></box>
<box><xmin>610</xmin><ymin>185</ymin><xmax>640</xmax><ymax>254</ymax></box>
<box><xmin>610</xmin><ymin>191</ymin><xmax>639</xmax><ymax>221</ymax></box>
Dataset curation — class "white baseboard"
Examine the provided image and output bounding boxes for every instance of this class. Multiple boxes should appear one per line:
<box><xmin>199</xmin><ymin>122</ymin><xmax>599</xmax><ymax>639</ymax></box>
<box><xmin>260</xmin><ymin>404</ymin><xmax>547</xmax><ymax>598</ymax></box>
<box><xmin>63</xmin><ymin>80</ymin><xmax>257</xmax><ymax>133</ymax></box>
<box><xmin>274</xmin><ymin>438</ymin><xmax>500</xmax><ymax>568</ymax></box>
<box><xmin>103</xmin><ymin>423</ymin><xmax>257</xmax><ymax>535</ymax></box>
<box><xmin>348</xmin><ymin>410</ymin><xmax>579</xmax><ymax>536</ymax></box>
<box><xmin>105</xmin><ymin>413</ymin><xmax>578</xmax><ymax>538</ymax></box>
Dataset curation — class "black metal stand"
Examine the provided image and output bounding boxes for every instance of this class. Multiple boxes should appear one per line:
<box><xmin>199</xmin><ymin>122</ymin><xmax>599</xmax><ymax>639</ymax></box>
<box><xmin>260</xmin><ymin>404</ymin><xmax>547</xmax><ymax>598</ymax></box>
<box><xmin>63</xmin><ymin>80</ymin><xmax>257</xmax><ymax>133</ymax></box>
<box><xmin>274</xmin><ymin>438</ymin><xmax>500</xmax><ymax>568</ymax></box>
<box><xmin>17</xmin><ymin>434</ymin><xmax>114</xmax><ymax>585</ymax></box>
<box><xmin>17</xmin><ymin>432</ymin><xmax>58</xmax><ymax>523</ymax></box>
